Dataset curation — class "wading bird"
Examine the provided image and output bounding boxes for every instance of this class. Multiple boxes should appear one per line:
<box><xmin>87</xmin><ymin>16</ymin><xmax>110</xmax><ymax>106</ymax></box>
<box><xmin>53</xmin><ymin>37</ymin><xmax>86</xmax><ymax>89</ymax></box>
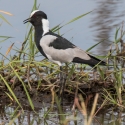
<box><xmin>24</xmin><ymin>10</ymin><xmax>106</xmax><ymax>102</ymax></box>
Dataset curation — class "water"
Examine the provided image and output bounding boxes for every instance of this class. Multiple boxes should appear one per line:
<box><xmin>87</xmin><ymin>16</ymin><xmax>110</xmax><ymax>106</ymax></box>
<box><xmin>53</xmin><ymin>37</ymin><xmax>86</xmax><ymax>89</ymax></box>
<box><xmin>0</xmin><ymin>102</ymin><xmax>125</xmax><ymax>125</ymax></box>
<box><xmin>0</xmin><ymin>0</ymin><xmax>125</xmax><ymax>57</ymax></box>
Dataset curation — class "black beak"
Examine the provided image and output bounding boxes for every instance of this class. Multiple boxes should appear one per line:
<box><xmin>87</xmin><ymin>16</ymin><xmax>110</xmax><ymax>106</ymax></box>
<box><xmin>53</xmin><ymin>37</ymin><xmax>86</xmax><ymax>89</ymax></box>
<box><xmin>23</xmin><ymin>18</ymin><xmax>31</xmax><ymax>24</ymax></box>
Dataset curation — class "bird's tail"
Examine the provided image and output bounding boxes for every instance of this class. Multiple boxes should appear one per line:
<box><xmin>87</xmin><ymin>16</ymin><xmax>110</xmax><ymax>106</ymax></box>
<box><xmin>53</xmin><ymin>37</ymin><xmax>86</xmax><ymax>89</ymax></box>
<box><xmin>88</xmin><ymin>54</ymin><xmax>106</xmax><ymax>66</ymax></box>
<box><xmin>72</xmin><ymin>54</ymin><xmax>106</xmax><ymax>67</ymax></box>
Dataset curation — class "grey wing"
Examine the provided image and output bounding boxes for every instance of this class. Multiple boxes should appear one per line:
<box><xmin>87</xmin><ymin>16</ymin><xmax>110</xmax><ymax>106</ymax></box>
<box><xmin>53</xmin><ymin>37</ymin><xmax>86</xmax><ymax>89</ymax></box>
<box><xmin>47</xmin><ymin>33</ymin><xmax>106</xmax><ymax>66</ymax></box>
<box><xmin>40</xmin><ymin>34</ymin><xmax>91</xmax><ymax>65</ymax></box>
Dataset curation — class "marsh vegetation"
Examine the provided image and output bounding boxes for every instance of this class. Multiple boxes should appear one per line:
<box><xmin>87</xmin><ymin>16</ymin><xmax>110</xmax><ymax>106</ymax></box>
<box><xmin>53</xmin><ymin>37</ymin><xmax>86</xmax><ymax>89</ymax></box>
<box><xmin>0</xmin><ymin>1</ymin><xmax>125</xmax><ymax>125</ymax></box>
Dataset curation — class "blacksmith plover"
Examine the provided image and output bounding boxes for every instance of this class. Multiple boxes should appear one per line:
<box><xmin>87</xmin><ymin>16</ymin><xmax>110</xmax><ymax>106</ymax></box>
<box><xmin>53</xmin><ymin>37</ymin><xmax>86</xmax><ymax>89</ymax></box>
<box><xmin>24</xmin><ymin>10</ymin><xmax>106</xmax><ymax>102</ymax></box>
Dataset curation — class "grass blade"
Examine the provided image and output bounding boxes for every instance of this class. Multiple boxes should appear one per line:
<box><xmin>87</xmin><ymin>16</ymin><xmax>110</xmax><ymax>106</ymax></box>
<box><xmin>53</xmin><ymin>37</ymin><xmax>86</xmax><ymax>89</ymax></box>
<box><xmin>53</xmin><ymin>11</ymin><xmax>92</xmax><ymax>32</ymax></box>
<box><xmin>5</xmin><ymin>43</ymin><xmax>14</xmax><ymax>56</ymax></box>
<box><xmin>66</xmin><ymin>11</ymin><xmax>92</xmax><ymax>25</ymax></box>
<box><xmin>86</xmin><ymin>39</ymin><xmax>107</xmax><ymax>52</ymax></box>
<box><xmin>9</xmin><ymin>63</ymin><xmax>34</xmax><ymax>111</ymax></box>
<box><xmin>0</xmin><ymin>74</ymin><xmax>22</xmax><ymax>109</ymax></box>
<box><xmin>0</xmin><ymin>14</ymin><xmax>12</xmax><ymax>26</ymax></box>
<box><xmin>0</xmin><ymin>10</ymin><xmax>13</xmax><ymax>16</ymax></box>
<box><xmin>115</xmin><ymin>28</ymin><xmax>120</xmax><ymax>41</ymax></box>
<box><xmin>0</xmin><ymin>36</ymin><xmax>13</xmax><ymax>43</ymax></box>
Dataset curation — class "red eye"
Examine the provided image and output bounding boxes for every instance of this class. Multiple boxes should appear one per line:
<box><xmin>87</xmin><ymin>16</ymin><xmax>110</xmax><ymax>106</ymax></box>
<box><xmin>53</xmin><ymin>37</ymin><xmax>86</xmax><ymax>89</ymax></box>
<box><xmin>32</xmin><ymin>14</ymin><xmax>37</xmax><ymax>18</ymax></box>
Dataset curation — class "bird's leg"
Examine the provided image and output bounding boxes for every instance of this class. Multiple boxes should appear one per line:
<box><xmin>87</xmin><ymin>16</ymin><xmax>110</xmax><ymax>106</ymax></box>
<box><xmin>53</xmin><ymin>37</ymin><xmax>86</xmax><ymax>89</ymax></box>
<box><xmin>58</xmin><ymin>66</ymin><xmax>66</xmax><ymax>105</ymax></box>
<box><xmin>93</xmin><ymin>68</ymin><xmax>97</xmax><ymax>80</ymax></box>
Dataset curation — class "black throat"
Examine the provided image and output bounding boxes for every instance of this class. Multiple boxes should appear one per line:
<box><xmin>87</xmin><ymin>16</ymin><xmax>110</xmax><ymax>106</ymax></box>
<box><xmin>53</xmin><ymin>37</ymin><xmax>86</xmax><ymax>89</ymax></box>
<box><xmin>34</xmin><ymin>24</ymin><xmax>48</xmax><ymax>58</ymax></box>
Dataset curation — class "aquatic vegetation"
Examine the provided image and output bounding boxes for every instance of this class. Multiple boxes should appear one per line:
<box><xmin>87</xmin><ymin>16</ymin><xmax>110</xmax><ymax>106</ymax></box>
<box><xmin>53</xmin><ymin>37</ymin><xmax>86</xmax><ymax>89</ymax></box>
<box><xmin>0</xmin><ymin>0</ymin><xmax>125</xmax><ymax>125</ymax></box>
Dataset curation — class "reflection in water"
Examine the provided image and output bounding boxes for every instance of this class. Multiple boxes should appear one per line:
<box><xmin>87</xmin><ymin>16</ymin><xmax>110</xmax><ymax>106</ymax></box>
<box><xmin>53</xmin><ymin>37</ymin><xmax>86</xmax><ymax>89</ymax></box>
<box><xmin>0</xmin><ymin>103</ymin><xmax>125</xmax><ymax>125</ymax></box>
<box><xmin>90</xmin><ymin>0</ymin><xmax>125</xmax><ymax>54</ymax></box>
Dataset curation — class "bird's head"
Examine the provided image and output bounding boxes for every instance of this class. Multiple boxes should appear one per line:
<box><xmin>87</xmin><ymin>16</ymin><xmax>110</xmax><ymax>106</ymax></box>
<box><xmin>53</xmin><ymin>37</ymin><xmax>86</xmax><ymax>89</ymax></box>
<box><xmin>23</xmin><ymin>10</ymin><xmax>47</xmax><ymax>26</ymax></box>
